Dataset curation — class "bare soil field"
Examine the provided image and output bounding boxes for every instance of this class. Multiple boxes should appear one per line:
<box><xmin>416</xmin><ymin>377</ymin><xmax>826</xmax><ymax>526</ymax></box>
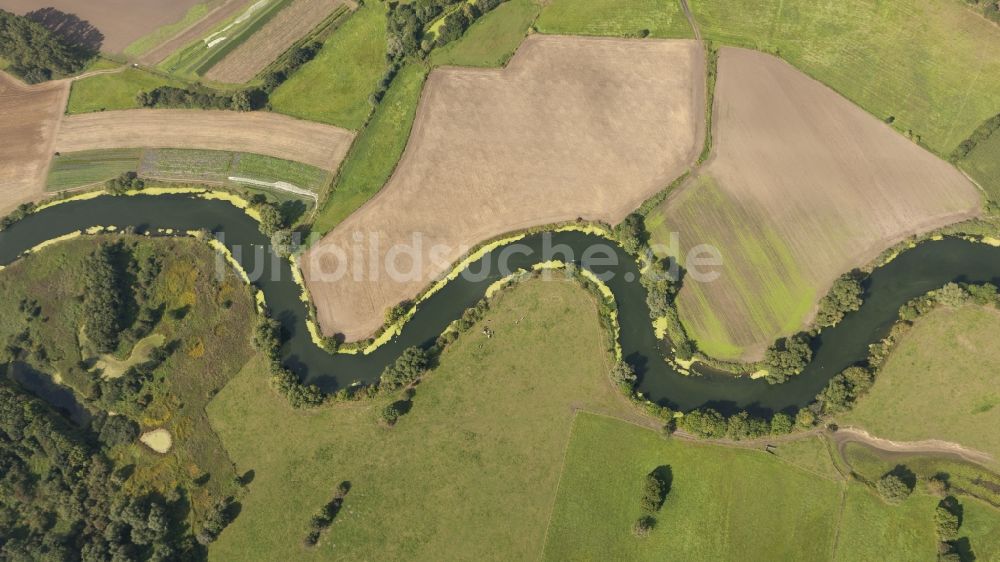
<box><xmin>53</xmin><ymin>109</ymin><xmax>354</xmax><ymax>171</ymax></box>
<box><xmin>0</xmin><ymin>0</ymin><xmax>203</xmax><ymax>53</ymax></box>
<box><xmin>653</xmin><ymin>48</ymin><xmax>982</xmax><ymax>361</ymax></box>
<box><xmin>137</xmin><ymin>0</ymin><xmax>248</xmax><ymax>65</ymax></box>
<box><xmin>0</xmin><ymin>72</ymin><xmax>68</xmax><ymax>215</ymax></box>
<box><xmin>302</xmin><ymin>35</ymin><xmax>705</xmax><ymax>340</ymax></box>
<box><xmin>204</xmin><ymin>0</ymin><xmax>348</xmax><ymax>84</ymax></box>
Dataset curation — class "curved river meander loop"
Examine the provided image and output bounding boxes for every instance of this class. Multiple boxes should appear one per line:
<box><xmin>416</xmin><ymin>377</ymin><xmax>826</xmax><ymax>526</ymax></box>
<box><xmin>3</xmin><ymin>194</ymin><xmax>999</xmax><ymax>415</ymax></box>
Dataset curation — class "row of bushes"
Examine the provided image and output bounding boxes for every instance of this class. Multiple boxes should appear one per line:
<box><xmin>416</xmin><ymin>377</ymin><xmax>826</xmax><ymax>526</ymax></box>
<box><xmin>303</xmin><ymin>481</ymin><xmax>351</xmax><ymax>547</ymax></box>
<box><xmin>136</xmin><ymin>85</ymin><xmax>267</xmax><ymax>111</ymax></box>
<box><xmin>951</xmin><ymin>110</ymin><xmax>1000</xmax><ymax>161</ymax></box>
<box><xmin>633</xmin><ymin>467</ymin><xmax>671</xmax><ymax>538</ymax></box>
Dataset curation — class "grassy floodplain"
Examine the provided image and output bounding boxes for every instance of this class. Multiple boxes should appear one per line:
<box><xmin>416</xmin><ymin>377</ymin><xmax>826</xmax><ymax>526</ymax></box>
<box><xmin>841</xmin><ymin>304</ymin><xmax>1000</xmax><ymax>463</ymax></box>
<box><xmin>207</xmin><ymin>280</ymin><xmax>641</xmax><ymax>559</ymax></box>
<box><xmin>430</xmin><ymin>0</ymin><xmax>541</xmax><ymax>67</ymax></box>
<box><xmin>67</xmin><ymin>68</ymin><xmax>186</xmax><ymax>114</ymax></box>
<box><xmin>0</xmin><ymin>236</ymin><xmax>255</xmax><ymax>528</ymax></box>
<box><xmin>270</xmin><ymin>3</ymin><xmax>388</xmax><ymax>129</ymax></box>
<box><xmin>535</xmin><ymin>0</ymin><xmax>693</xmax><ymax>38</ymax></box>
<box><xmin>688</xmin><ymin>0</ymin><xmax>1000</xmax><ymax>155</ymax></box>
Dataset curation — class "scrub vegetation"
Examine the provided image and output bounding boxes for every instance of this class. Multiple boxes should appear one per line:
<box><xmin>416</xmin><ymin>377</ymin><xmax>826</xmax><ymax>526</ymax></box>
<box><xmin>0</xmin><ymin>235</ymin><xmax>256</xmax><ymax>554</ymax></box>
<box><xmin>429</xmin><ymin>0</ymin><xmax>541</xmax><ymax>68</ymax></box>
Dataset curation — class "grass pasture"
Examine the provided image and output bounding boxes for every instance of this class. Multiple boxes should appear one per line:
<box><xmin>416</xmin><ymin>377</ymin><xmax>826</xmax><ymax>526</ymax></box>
<box><xmin>841</xmin><ymin>305</ymin><xmax>1000</xmax><ymax>463</ymax></box>
<box><xmin>304</xmin><ymin>36</ymin><xmax>704</xmax><ymax>340</ymax></box>
<box><xmin>67</xmin><ymin>68</ymin><xmax>186</xmax><ymax>114</ymax></box>
<box><xmin>207</xmin><ymin>280</ymin><xmax>643</xmax><ymax>559</ymax></box>
<box><xmin>46</xmin><ymin>149</ymin><xmax>143</xmax><ymax>191</ymax></box>
<box><xmin>535</xmin><ymin>0</ymin><xmax>693</xmax><ymax>39</ymax></box>
<box><xmin>543</xmin><ymin>414</ymin><xmax>842</xmax><ymax>560</ymax></box>
<box><xmin>649</xmin><ymin>48</ymin><xmax>981</xmax><ymax>360</ymax></box>
<box><xmin>158</xmin><ymin>0</ymin><xmax>294</xmax><ymax>79</ymax></box>
<box><xmin>270</xmin><ymin>3</ymin><xmax>387</xmax><ymax>129</ymax></box>
<box><xmin>430</xmin><ymin>0</ymin><xmax>541</xmax><ymax>68</ymax></box>
<box><xmin>688</xmin><ymin>0</ymin><xmax>1000</xmax><ymax>156</ymax></box>
<box><xmin>204</xmin><ymin>0</ymin><xmax>351</xmax><ymax>84</ymax></box>
<box><xmin>960</xmin><ymin>130</ymin><xmax>1000</xmax><ymax>205</ymax></box>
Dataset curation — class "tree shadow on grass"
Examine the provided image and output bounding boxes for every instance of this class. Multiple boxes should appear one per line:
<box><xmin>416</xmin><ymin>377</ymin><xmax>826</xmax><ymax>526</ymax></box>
<box><xmin>26</xmin><ymin>8</ymin><xmax>103</xmax><ymax>54</ymax></box>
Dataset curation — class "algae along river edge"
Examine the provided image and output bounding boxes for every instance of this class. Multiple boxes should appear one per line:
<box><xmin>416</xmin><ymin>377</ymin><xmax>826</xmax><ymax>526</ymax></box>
<box><xmin>2</xmin><ymin>193</ymin><xmax>999</xmax><ymax>414</ymax></box>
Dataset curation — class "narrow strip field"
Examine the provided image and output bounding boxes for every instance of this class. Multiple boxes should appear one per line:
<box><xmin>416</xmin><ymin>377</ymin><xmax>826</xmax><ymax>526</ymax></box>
<box><xmin>0</xmin><ymin>72</ymin><xmax>68</xmax><ymax>214</ymax></box>
<box><xmin>535</xmin><ymin>0</ymin><xmax>693</xmax><ymax>39</ymax></box>
<box><xmin>136</xmin><ymin>0</ymin><xmax>249</xmax><ymax>65</ymax></box>
<box><xmin>52</xmin><ymin>109</ymin><xmax>354</xmax><ymax>171</ymax></box>
<box><xmin>204</xmin><ymin>0</ymin><xmax>350</xmax><ymax>84</ymax></box>
<box><xmin>303</xmin><ymin>35</ymin><xmax>705</xmax><ymax>340</ymax></box>
<box><xmin>648</xmin><ymin>48</ymin><xmax>981</xmax><ymax>360</ymax></box>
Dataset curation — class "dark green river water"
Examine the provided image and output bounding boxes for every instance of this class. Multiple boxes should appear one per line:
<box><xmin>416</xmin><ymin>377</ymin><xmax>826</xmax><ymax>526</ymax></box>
<box><xmin>2</xmin><ymin>194</ymin><xmax>996</xmax><ymax>415</ymax></box>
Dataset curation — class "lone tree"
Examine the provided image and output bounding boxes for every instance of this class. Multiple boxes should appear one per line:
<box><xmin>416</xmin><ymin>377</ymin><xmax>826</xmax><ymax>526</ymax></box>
<box><xmin>876</xmin><ymin>472</ymin><xmax>913</xmax><ymax>504</ymax></box>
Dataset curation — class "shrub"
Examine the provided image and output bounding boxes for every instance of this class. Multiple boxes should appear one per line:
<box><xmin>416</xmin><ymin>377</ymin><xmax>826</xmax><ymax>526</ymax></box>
<box><xmin>769</xmin><ymin>412</ymin><xmax>794</xmax><ymax>434</ymax></box>
<box><xmin>934</xmin><ymin>499</ymin><xmax>961</xmax><ymax>541</ymax></box>
<box><xmin>379</xmin><ymin>402</ymin><xmax>402</xmax><ymax>426</ymax></box>
<box><xmin>614</xmin><ymin>213</ymin><xmax>645</xmax><ymax>255</ymax></box>
<box><xmin>816</xmin><ymin>274</ymin><xmax>863</xmax><ymax>327</ymax></box>
<box><xmin>876</xmin><ymin>473</ymin><xmax>913</xmax><ymax>504</ymax></box>
<box><xmin>679</xmin><ymin>408</ymin><xmax>727</xmax><ymax>438</ymax></box>
<box><xmin>106</xmin><ymin>171</ymin><xmax>144</xmax><ymax>195</ymax></box>
<box><xmin>609</xmin><ymin>360</ymin><xmax>637</xmax><ymax>391</ymax></box>
<box><xmin>379</xmin><ymin>346</ymin><xmax>429</xmax><ymax>390</ymax></box>
<box><xmin>763</xmin><ymin>335</ymin><xmax>812</xmax><ymax>383</ymax></box>
<box><xmin>639</xmin><ymin>469</ymin><xmax>670</xmax><ymax>513</ymax></box>
<box><xmin>632</xmin><ymin>515</ymin><xmax>655</xmax><ymax>537</ymax></box>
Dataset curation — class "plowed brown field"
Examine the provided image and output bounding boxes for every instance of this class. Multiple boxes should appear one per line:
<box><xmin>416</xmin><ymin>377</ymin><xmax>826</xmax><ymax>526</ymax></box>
<box><xmin>302</xmin><ymin>35</ymin><xmax>705</xmax><ymax>340</ymax></box>
<box><xmin>53</xmin><ymin>109</ymin><xmax>354</xmax><ymax>171</ymax></box>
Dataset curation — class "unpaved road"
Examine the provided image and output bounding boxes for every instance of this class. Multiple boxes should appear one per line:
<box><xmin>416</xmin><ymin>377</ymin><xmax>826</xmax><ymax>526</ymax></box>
<box><xmin>54</xmin><ymin>109</ymin><xmax>355</xmax><ymax>171</ymax></box>
<box><xmin>830</xmin><ymin>426</ymin><xmax>995</xmax><ymax>467</ymax></box>
<box><xmin>303</xmin><ymin>35</ymin><xmax>706</xmax><ymax>340</ymax></box>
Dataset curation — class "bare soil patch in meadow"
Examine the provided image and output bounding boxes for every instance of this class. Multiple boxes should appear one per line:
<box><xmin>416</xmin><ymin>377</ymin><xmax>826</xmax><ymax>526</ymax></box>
<box><xmin>0</xmin><ymin>0</ymin><xmax>204</xmax><ymax>53</ymax></box>
<box><xmin>303</xmin><ymin>35</ymin><xmax>705</xmax><ymax>340</ymax></box>
<box><xmin>659</xmin><ymin>48</ymin><xmax>982</xmax><ymax>360</ymax></box>
<box><xmin>205</xmin><ymin>0</ymin><xmax>348</xmax><ymax>84</ymax></box>
<box><xmin>53</xmin><ymin>109</ymin><xmax>354</xmax><ymax>171</ymax></box>
<box><xmin>0</xmin><ymin>72</ymin><xmax>68</xmax><ymax>215</ymax></box>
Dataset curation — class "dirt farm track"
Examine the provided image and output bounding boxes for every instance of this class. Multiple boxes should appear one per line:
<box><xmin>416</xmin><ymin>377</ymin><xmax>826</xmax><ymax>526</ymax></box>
<box><xmin>0</xmin><ymin>0</ymin><xmax>203</xmax><ymax>53</ymax></box>
<box><xmin>53</xmin><ymin>109</ymin><xmax>355</xmax><ymax>171</ymax></box>
<box><xmin>0</xmin><ymin>72</ymin><xmax>68</xmax><ymax>215</ymax></box>
<box><xmin>303</xmin><ymin>35</ymin><xmax>706</xmax><ymax>340</ymax></box>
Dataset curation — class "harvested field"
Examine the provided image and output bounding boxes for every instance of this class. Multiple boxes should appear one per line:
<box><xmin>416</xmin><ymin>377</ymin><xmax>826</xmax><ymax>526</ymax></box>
<box><xmin>0</xmin><ymin>0</ymin><xmax>203</xmax><ymax>53</ymax></box>
<box><xmin>0</xmin><ymin>72</ymin><xmax>68</xmax><ymax>214</ymax></box>
<box><xmin>53</xmin><ymin>109</ymin><xmax>354</xmax><ymax>171</ymax></box>
<box><xmin>303</xmin><ymin>35</ymin><xmax>705</xmax><ymax>340</ymax></box>
<box><xmin>648</xmin><ymin>48</ymin><xmax>982</xmax><ymax>360</ymax></box>
<box><xmin>136</xmin><ymin>0</ymin><xmax>247</xmax><ymax>65</ymax></box>
<box><xmin>204</xmin><ymin>0</ymin><xmax>349</xmax><ymax>84</ymax></box>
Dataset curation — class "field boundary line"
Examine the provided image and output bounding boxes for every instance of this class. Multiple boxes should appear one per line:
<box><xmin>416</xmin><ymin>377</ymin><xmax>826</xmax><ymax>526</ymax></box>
<box><xmin>538</xmin><ymin>411</ymin><xmax>582</xmax><ymax>561</ymax></box>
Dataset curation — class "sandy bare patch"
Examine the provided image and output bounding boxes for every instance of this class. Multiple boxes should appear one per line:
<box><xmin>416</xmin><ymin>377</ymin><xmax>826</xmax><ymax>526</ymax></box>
<box><xmin>0</xmin><ymin>72</ymin><xmax>69</xmax><ymax>215</ymax></box>
<box><xmin>54</xmin><ymin>109</ymin><xmax>354</xmax><ymax>171</ymax></box>
<box><xmin>139</xmin><ymin>428</ymin><xmax>173</xmax><ymax>453</ymax></box>
<box><xmin>303</xmin><ymin>35</ymin><xmax>705</xmax><ymax>340</ymax></box>
<box><xmin>664</xmin><ymin>48</ymin><xmax>982</xmax><ymax>360</ymax></box>
<box><xmin>205</xmin><ymin>0</ymin><xmax>348</xmax><ymax>84</ymax></box>
<box><xmin>0</xmin><ymin>0</ymin><xmax>204</xmax><ymax>53</ymax></box>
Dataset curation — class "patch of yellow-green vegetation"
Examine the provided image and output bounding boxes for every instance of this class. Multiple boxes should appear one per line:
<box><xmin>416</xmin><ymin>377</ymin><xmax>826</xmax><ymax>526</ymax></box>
<box><xmin>960</xmin><ymin>128</ymin><xmax>1000</xmax><ymax>205</ymax></box>
<box><xmin>0</xmin><ymin>56</ymin><xmax>9</xmax><ymax>70</ymax></box>
<box><xmin>0</xmin><ymin>236</ymin><xmax>255</xmax><ymax>528</ymax></box>
<box><xmin>46</xmin><ymin>149</ymin><xmax>143</xmax><ymax>191</ymax></box>
<box><xmin>651</xmin><ymin>175</ymin><xmax>814</xmax><ymax>360</ymax></box>
<box><xmin>535</xmin><ymin>0</ymin><xmax>693</xmax><ymax>39</ymax></box>
<box><xmin>124</xmin><ymin>1</ymin><xmax>213</xmax><ymax>57</ymax></box>
<box><xmin>270</xmin><ymin>4</ymin><xmax>387</xmax><ymax>129</ymax></box>
<box><xmin>841</xmin><ymin>305</ymin><xmax>1000</xmax><ymax>462</ymax></box>
<box><xmin>690</xmin><ymin>0</ymin><xmax>1000</xmax><ymax>155</ymax></box>
<box><xmin>67</xmin><ymin>68</ymin><xmax>186</xmax><ymax>113</ymax></box>
<box><xmin>93</xmin><ymin>333</ymin><xmax>167</xmax><ymax>379</ymax></box>
<box><xmin>207</xmin><ymin>279</ymin><xmax>644</xmax><ymax>559</ymax></box>
<box><xmin>430</xmin><ymin>0</ymin><xmax>541</xmax><ymax>67</ymax></box>
<box><xmin>312</xmin><ymin>63</ymin><xmax>428</xmax><ymax>235</ymax></box>
<box><xmin>543</xmin><ymin>414</ymin><xmax>842</xmax><ymax>559</ymax></box>
<box><xmin>962</xmin><ymin>498</ymin><xmax>1000</xmax><ymax>561</ymax></box>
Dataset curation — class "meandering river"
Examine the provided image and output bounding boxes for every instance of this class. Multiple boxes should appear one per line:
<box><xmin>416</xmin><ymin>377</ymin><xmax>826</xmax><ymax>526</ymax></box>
<box><xmin>2</xmin><ymin>194</ymin><xmax>996</xmax><ymax>414</ymax></box>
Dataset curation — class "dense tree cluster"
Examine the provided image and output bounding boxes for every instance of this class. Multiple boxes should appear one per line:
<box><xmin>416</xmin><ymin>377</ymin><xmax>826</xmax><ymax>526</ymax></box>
<box><xmin>106</xmin><ymin>171</ymin><xmax>145</xmax><ymax>195</ymax></box>
<box><xmin>261</xmin><ymin>42</ymin><xmax>321</xmax><ymax>93</ymax></box>
<box><xmin>812</xmin><ymin>365</ymin><xmax>873</xmax><ymax>415</ymax></box>
<box><xmin>379</xmin><ymin>346</ymin><xmax>429</xmax><ymax>390</ymax></box>
<box><xmin>762</xmin><ymin>335</ymin><xmax>812</xmax><ymax>384</ymax></box>
<box><xmin>136</xmin><ymin>85</ymin><xmax>266</xmax><ymax>112</ymax></box>
<box><xmin>82</xmin><ymin>244</ymin><xmax>126</xmax><ymax>353</ymax></box>
<box><xmin>253</xmin><ymin>314</ymin><xmax>325</xmax><ymax>408</ymax></box>
<box><xmin>252</xmin><ymin>199</ymin><xmax>286</xmax><ymax>237</ymax></box>
<box><xmin>678</xmin><ymin>407</ymin><xmax>790</xmax><ymax>440</ymax></box>
<box><xmin>614</xmin><ymin>213</ymin><xmax>646</xmax><ymax>255</ymax></box>
<box><xmin>876</xmin><ymin>472</ymin><xmax>913</xmax><ymax>504</ymax></box>
<box><xmin>0</xmin><ymin>383</ymin><xmax>198</xmax><ymax>559</ymax></box>
<box><xmin>0</xmin><ymin>202</ymin><xmax>35</xmax><ymax>232</ymax></box>
<box><xmin>0</xmin><ymin>10</ymin><xmax>91</xmax><ymax>82</ymax></box>
<box><xmin>816</xmin><ymin>274</ymin><xmax>863</xmax><ymax>327</ymax></box>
